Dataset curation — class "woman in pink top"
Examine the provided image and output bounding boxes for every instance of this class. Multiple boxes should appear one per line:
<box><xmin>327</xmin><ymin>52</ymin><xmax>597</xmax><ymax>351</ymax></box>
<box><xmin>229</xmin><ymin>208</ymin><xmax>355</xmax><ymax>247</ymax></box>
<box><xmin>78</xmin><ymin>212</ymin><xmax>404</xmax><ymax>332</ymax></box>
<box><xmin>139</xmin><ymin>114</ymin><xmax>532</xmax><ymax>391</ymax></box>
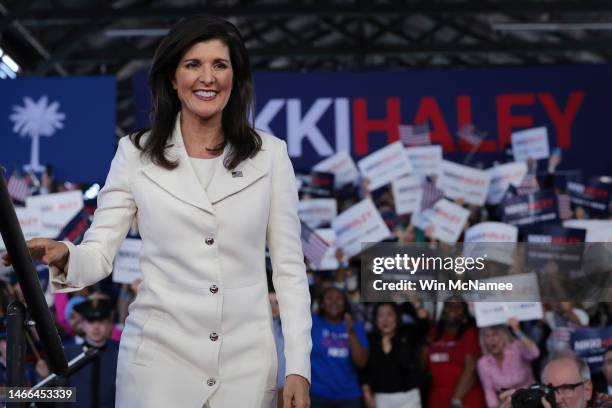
<box><xmin>476</xmin><ymin>319</ymin><xmax>540</xmax><ymax>408</ymax></box>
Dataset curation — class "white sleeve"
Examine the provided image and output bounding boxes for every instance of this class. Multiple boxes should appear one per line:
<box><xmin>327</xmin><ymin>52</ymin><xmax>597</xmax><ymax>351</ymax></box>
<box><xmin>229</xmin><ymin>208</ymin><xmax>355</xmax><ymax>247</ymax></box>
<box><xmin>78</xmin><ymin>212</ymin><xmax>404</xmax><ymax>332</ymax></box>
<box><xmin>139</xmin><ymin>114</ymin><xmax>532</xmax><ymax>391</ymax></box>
<box><xmin>50</xmin><ymin>137</ymin><xmax>137</xmax><ymax>292</ymax></box>
<box><xmin>266</xmin><ymin>139</ymin><xmax>312</xmax><ymax>383</ymax></box>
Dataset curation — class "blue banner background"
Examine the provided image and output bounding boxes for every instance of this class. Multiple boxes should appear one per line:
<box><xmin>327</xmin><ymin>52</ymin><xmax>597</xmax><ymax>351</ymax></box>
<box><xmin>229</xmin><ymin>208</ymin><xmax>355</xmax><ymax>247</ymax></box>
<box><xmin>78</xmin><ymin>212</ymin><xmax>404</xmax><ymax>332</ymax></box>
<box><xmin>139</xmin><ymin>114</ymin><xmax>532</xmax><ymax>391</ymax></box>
<box><xmin>1</xmin><ymin>76</ymin><xmax>116</xmax><ymax>183</ymax></box>
<box><xmin>132</xmin><ymin>64</ymin><xmax>612</xmax><ymax>178</ymax></box>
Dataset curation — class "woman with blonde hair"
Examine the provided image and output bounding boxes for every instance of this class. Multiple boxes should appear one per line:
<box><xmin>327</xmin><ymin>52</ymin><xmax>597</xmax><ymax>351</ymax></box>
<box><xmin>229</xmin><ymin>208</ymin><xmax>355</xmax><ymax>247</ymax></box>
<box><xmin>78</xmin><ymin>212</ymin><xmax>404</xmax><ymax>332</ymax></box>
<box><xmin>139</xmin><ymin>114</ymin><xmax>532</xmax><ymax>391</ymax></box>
<box><xmin>476</xmin><ymin>319</ymin><xmax>540</xmax><ymax>408</ymax></box>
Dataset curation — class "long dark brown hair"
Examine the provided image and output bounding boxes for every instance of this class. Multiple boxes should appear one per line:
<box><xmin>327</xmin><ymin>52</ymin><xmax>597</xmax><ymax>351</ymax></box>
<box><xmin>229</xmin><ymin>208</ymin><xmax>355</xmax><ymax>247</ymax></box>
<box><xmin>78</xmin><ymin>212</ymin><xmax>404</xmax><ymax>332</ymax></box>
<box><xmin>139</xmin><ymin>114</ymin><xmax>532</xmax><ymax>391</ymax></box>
<box><xmin>371</xmin><ymin>302</ymin><xmax>401</xmax><ymax>336</ymax></box>
<box><xmin>133</xmin><ymin>15</ymin><xmax>261</xmax><ymax>170</ymax></box>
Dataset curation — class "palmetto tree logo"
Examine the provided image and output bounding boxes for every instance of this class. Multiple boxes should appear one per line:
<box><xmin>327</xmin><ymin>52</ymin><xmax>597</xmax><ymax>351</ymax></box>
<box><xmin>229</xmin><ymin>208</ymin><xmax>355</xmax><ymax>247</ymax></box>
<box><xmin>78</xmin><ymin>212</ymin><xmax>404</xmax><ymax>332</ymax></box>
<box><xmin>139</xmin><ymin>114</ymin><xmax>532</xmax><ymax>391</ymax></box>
<box><xmin>9</xmin><ymin>95</ymin><xmax>66</xmax><ymax>173</ymax></box>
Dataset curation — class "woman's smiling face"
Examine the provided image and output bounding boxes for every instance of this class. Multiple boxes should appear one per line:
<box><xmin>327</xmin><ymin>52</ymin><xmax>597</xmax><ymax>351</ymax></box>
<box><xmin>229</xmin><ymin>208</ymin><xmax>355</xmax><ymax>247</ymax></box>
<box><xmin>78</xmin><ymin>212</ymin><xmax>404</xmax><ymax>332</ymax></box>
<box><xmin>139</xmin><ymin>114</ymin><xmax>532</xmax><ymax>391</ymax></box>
<box><xmin>172</xmin><ymin>39</ymin><xmax>233</xmax><ymax>124</ymax></box>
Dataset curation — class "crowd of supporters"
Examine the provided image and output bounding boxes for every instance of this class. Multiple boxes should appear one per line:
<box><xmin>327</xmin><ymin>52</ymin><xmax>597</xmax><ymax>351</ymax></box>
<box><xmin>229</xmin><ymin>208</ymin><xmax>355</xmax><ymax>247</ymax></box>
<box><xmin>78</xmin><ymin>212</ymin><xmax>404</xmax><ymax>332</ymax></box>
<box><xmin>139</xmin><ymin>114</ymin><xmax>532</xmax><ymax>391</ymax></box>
<box><xmin>1</xmin><ymin>144</ymin><xmax>611</xmax><ymax>408</ymax></box>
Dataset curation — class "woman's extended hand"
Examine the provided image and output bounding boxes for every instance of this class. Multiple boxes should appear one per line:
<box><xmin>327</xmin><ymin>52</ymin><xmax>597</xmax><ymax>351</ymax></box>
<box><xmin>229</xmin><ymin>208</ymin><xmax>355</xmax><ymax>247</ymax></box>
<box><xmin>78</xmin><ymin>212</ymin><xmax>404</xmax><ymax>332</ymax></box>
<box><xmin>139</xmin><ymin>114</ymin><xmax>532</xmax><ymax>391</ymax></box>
<box><xmin>2</xmin><ymin>238</ymin><xmax>70</xmax><ymax>272</ymax></box>
<box><xmin>283</xmin><ymin>374</ymin><xmax>310</xmax><ymax>408</ymax></box>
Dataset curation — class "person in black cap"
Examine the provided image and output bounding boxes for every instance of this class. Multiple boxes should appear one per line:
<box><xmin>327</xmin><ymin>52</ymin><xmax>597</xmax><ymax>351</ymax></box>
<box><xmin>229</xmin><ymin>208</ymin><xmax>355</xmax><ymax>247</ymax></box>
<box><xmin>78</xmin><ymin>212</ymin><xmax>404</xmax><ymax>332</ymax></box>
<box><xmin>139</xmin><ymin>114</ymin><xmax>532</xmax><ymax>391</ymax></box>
<box><xmin>38</xmin><ymin>297</ymin><xmax>119</xmax><ymax>408</ymax></box>
<box><xmin>73</xmin><ymin>297</ymin><xmax>116</xmax><ymax>346</ymax></box>
<box><xmin>71</xmin><ymin>297</ymin><xmax>118</xmax><ymax>408</ymax></box>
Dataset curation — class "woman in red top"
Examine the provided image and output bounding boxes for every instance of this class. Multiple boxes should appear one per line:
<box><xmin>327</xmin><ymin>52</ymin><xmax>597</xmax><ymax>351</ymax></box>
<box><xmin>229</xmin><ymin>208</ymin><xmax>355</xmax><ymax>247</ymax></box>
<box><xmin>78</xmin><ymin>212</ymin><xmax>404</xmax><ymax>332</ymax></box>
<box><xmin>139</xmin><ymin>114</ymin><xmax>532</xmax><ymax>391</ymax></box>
<box><xmin>426</xmin><ymin>297</ymin><xmax>485</xmax><ymax>408</ymax></box>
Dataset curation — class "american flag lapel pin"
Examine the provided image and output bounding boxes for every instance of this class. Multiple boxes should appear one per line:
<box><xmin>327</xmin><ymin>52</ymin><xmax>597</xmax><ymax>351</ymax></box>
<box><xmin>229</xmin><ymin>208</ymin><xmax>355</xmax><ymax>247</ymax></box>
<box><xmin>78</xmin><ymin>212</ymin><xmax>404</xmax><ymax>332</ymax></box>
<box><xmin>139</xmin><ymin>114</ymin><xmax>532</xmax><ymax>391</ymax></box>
<box><xmin>231</xmin><ymin>170</ymin><xmax>243</xmax><ymax>178</ymax></box>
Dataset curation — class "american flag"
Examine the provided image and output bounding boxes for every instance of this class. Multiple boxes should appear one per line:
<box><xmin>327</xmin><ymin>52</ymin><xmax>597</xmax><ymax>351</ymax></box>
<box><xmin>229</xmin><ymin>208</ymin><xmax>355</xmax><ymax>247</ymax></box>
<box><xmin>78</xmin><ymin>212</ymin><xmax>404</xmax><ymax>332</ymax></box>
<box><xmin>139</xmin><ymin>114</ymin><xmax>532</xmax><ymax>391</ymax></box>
<box><xmin>457</xmin><ymin>123</ymin><xmax>487</xmax><ymax>146</ymax></box>
<box><xmin>399</xmin><ymin>124</ymin><xmax>430</xmax><ymax>146</ymax></box>
<box><xmin>7</xmin><ymin>172</ymin><xmax>31</xmax><ymax>203</ymax></box>
<box><xmin>557</xmin><ymin>193</ymin><xmax>572</xmax><ymax>220</ymax></box>
<box><xmin>516</xmin><ymin>173</ymin><xmax>539</xmax><ymax>196</ymax></box>
<box><xmin>300</xmin><ymin>220</ymin><xmax>329</xmax><ymax>269</ymax></box>
<box><xmin>420</xmin><ymin>179</ymin><xmax>444</xmax><ymax>210</ymax></box>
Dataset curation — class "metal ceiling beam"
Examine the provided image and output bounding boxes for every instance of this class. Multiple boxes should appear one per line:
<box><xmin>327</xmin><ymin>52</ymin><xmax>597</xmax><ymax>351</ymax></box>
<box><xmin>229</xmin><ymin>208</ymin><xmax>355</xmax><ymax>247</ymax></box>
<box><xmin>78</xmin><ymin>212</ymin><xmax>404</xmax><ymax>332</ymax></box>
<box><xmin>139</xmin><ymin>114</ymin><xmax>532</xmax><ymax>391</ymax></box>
<box><xmin>0</xmin><ymin>0</ymin><xmax>32</xmax><ymax>34</ymax></box>
<box><xmin>367</xmin><ymin>17</ymin><xmax>418</xmax><ymax>45</ymax></box>
<box><xmin>63</xmin><ymin>39</ymin><xmax>612</xmax><ymax>63</ymax></box>
<box><xmin>0</xmin><ymin>1</ymin><xmax>69</xmax><ymax>76</ymax></box>
<box><xmin>33</xmin><ymin>20</ymin><xmax>115</xmax><ymax>75</ymax></box>
<box><xmin>319</xmin><ymin>18</ymin><xmax>361</xmax><ymax>45</ymax></box>
<box><xmin>18</xmin><ymin>1</ymin><xmax>612</xmax><ymax>22</ymax></box>
<box><xmin>431</xmin><ymin>15</ymin><xmax>540</xmax><ymax>65</ymax></box>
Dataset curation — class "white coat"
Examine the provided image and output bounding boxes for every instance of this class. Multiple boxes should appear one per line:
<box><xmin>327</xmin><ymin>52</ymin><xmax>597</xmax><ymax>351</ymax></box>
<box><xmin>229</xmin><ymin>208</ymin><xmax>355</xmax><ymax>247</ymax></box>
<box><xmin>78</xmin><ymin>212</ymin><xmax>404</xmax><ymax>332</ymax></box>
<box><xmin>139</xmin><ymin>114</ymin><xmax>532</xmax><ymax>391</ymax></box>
<box><xmin>50</xmin><ymin>114</ymin><xmax>312</xmax><ymax>408</ymax></box>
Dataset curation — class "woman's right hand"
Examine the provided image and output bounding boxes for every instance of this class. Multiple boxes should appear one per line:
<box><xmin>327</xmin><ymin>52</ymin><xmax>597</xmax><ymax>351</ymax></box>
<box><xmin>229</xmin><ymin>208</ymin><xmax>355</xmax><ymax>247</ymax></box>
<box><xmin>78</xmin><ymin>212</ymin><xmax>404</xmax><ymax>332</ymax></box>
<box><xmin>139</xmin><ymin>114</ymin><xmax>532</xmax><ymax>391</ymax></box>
<box><xmin>2</xmin><ymin>238</ymin><xmax>70</xmax><ymax>272</ymax></box>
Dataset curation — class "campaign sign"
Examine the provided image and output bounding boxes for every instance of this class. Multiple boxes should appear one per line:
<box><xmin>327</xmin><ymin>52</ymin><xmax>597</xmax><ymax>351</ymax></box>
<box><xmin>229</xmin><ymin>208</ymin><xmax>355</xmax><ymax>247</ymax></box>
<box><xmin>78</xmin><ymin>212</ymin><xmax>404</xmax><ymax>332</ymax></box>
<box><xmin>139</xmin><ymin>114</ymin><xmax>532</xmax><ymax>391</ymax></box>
<box><xmin>567</xmin><ymin>180</ymin><xmax>612</xmax><ymax>217</ymax></box>
<box><xmin>464</xmin><ymin>222</ymin><xmax>518</xmax><ymax>265</ymax></box>
<box><xmin>436</xmin><ymin>160</ymin><xmax>490</xmax><ymax>206</ymax></box>
<box><xmin>314</xmin><ymin>228</ymin><xmax>340</xmax><ymax>271</ymax></box>
<box><xmin>0</xmin><ymin>208</ymin><xmax>42</xmax><ymax>251</ymax></box>
<box><xmin>300</xmin><ymin>171</ymin><xmax>335</xmax><ymax>197</ymax></box>
<box><xmin>411</xmin><ymin>208</ymin><xmax>435</xmax><ymax>231</ymax></box>
<box><xmin>391</xmin><ymin>175</ymin><xmax>422</xmax><ymax>215</ymax></box>
<box><xmin>135</xmin><ymin>66</ymin><xmax>612</xmax><ymax>181</ymax></box>
<box><xmin>26</xmin><ymin>191</ymin><xmax>84</xmax><ymax>238</ymax></box>
<box><xmin>524</xmin><ymin>225</ymin><xmax>586</xmax><ymax>244</ymax></box>
<box><xmin>113</xmin><ymin>238</ymin><xmax>142</xmax><ymax>284</ymax></box>
<box><xmin>511</xmin><ymin>126</ymin><xmax>550</xmax><ymax>162</ymax></box>
<box><xmin>332</xmin><ymin>198</ymin><xmax>391</xmax><ymax>258</ymax></box>
<box><xmin>563</xmin><ymin>220</ymin><xmax>612</xmax><ymax>242</ymax></box>
<box><xmin>472</xmin><ymin>273</ymin><xmax>543</xmax><ymax>327</ymax></box>
<box><xmin>486</xmin><ymin>162</ymin><xmax>528</xmax><ymax>205</ymax></box>
<box><xmin>298</xmin><ymin>198</ymin><xmax>337</xmax><ymax>228</ymax></box>
<box><xmin>474</xmin><ymin>300</ymin><xmax>543</xmax><ymax>328</ymax></box>
<box><xmin>404</xmin><ymin>145</ymin><xmax>442</xmax><ymax>178</ymax></box>
<box><xmin>312</xmin><ymin>151</ymin><xmax>360</xmax><ymax>188</ymax></box>
<box><xmin>571</xmin><ymin>326</ymin><xmax>612</xmax><ymax>373</ymax></box>
<box><xmin>524</xmin><ymin>225</ymin><xmax>585</xmax><ymax>279</ymax></box>
<box><xmin>54</xmin><ymin>208</ymin><xmax>93</xmax><ymax>245</ymax></box>
<box><xmin>465</xmin><ymin>221</ymin><xmax>518</xmax><ymax>243</ymax></box>
<box><xmin>499</xmin><ymin>190</ymin><xmax>559</xmax><ymax>227</ymax></box>
<box><xmin>430</xmin><ymin>199</ymin><xmax>470</xmax><ymax>243</ymax></box>
<box><xmin>358</xmin><ymin>141</ymin><xmax>413</xmax><ymax>191</ymax></box>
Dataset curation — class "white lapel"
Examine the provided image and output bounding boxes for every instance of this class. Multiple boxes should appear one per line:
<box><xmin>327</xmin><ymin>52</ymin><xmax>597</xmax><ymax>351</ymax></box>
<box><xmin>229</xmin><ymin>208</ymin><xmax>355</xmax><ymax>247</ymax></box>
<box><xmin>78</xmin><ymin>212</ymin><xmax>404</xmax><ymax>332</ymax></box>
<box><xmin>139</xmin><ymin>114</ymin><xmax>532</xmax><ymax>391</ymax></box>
<box><xmin>207</xmin><ymin>144</ymin><xmax>268</xmax><ymax>205</ymax></box>
<box><xmin>142</xmin><ymin>114</ymin><xmax>215</xmax><ymax>215</ymax></box>
<box><xmin>141</xmin><ymin>113</ymin><xmax>268</xmax><ymax>213</ymax></box>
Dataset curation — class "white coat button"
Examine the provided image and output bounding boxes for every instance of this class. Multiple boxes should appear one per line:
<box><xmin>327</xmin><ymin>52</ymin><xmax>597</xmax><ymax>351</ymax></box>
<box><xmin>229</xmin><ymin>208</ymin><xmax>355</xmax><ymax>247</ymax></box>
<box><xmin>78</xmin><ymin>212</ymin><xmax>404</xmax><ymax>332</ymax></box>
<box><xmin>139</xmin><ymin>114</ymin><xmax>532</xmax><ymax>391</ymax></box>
<box><xmin>205</xmin><ymin>237</ymin><xmax>215</xmax><ymax>245</ymax></box>
<box><xmin>207</xmin><ymin>378</ymin><xmax>216</xmax><ymax>386</ymax></box>
<box><xmin>209</xmin><ymin>285</ymin><xmax>219</xmax><ymax>294</ymax></box>
<box><xmin>210</xmin><ymin>332</ymin><xmax>219</xmax><ymax>341</ymax></box>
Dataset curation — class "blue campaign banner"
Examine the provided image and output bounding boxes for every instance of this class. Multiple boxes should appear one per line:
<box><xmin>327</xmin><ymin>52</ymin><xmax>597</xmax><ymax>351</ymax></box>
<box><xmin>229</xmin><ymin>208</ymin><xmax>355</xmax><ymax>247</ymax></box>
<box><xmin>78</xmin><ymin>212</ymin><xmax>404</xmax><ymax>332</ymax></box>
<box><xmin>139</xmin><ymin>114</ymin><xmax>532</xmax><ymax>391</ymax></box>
<box><xmin>499</xmin><ymin>190</ymin><xmax>559</xmax><ymax>227</ymax></box>
<box><xmin>524</xmin><ymin>224</ymin><xmax>586</xmax><ymax>243</ymax></box>
<box><xmin>571</xmin><ymin>326</ymin><xmax>612</xmax><ymax>373</ymax></box>
<box><xmin>1</xmin><ymin>76</ymin><xmax>116</xmax><ymax>183</ymax></box>
<box><xmin>133</xmin><ymin>64</ymin><xmax>612</xmax><ymax>177</ymax></box>
<box><xmin>567</xmin><ymin>179</ymin><xmax>612</xmax><ymax>217</ymax></box>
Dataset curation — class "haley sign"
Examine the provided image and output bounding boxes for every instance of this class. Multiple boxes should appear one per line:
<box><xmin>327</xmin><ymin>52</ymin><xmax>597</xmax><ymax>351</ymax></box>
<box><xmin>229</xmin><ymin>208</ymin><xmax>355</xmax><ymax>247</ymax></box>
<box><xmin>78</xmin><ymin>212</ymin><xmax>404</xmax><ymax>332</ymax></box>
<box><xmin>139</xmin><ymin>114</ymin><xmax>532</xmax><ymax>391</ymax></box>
<box><xmin>134</xmin><ymin>66</ymin><xmax>612</xmax><ymax>177</ymax></box>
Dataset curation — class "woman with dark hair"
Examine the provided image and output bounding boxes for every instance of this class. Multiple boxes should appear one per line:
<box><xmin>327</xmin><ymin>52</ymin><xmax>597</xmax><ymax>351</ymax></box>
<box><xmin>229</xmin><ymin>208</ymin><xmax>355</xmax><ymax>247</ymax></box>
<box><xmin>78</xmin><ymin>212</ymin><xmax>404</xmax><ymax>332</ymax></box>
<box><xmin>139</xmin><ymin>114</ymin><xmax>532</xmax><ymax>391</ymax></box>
<box><xmin>311</xmin><ymin>287</ymin><xmax>368</xmax><ymax>408</ymax></box>
<box><xmin>425</xmin><ymin>297</ymin><xmax>485</xmax><ymax>408</ymax></box>
<box><xmin>362</xmin><ymin>302</ymin><xmax>428</xmax><ymax>408</ymax></box>
<box><xmin>5</xmin><ymin>15</ymin><xmax>311</xmax><ymax>408</ymax></box>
